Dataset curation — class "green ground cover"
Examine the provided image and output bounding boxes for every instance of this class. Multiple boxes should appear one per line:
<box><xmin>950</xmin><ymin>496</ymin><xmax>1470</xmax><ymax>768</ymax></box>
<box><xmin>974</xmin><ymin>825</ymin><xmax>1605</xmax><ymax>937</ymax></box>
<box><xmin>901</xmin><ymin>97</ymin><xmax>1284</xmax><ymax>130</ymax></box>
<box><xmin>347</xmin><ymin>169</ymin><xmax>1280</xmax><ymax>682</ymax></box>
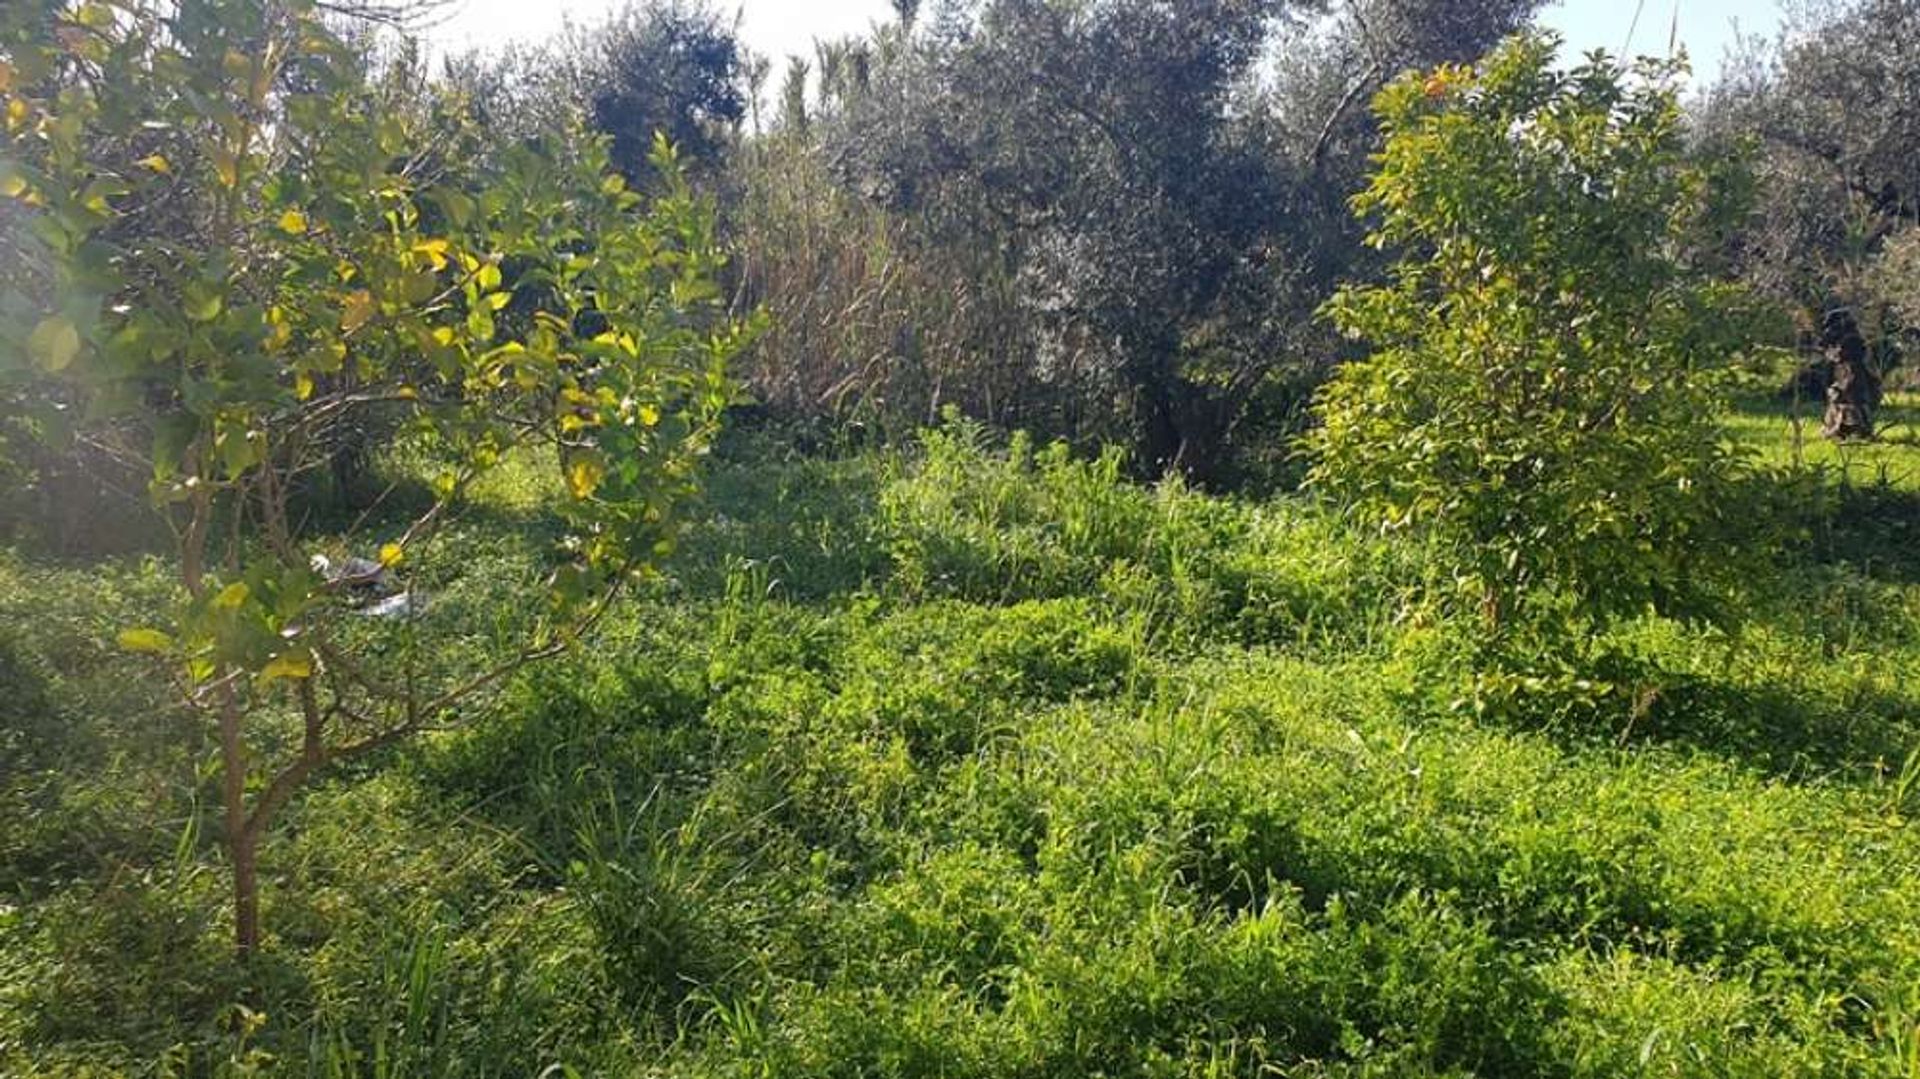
<box><xmin>2</xmin><ymin>412</ymin><xmax>1918</xmax><ymax>1076</ymax></box>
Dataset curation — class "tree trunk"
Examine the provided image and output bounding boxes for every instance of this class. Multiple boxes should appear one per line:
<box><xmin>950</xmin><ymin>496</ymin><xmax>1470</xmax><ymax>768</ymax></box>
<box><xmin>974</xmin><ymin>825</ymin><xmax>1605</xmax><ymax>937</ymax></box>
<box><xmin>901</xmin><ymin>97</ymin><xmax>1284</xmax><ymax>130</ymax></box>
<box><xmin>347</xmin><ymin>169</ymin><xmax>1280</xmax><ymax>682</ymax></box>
<box><xmin>1821</xmin><ymin>310</ymin><xmax>1877</xmax><ymax>441</ymax></box>
<box><xmin>231</xmin><ymin>828</ymin><xmax>260</xmax><ymax>957</ymax></box>
<box><xmin>1822</xmin><ymin>352</ymin><xmax>1877</xmax><ymax>440</ymax></box>
<box><xmin>1137</xmin><ymin>381</ymin><xmax>1185</xmax><ymax>478</ymax></box>
<box><xmin>1135</xmin><ymin>378</ymin><xmax>1227</xmax><ymax>487</ymax></box>
<box><xmin>217</xmin><ymin>682</ymin><xmax>259</xmax><ymax>957</ymax></box>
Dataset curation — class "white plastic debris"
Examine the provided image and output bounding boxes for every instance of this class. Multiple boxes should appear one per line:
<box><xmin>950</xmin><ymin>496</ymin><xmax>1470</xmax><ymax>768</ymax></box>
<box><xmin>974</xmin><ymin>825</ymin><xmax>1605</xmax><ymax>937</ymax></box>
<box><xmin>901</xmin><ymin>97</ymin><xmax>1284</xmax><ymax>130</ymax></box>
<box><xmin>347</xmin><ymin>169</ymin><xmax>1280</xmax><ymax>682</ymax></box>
<box><xmin>310</xmin><ymin>553</ymin><xmax>388</xmax><ymax>589</ymax></box>
<box><xmin>356</xmin><ymin>591</ymin><xmax>424</xmax><ymax>619</ymax></box>
<box><xmin>310</xmin><ymin>550</ymin><xmax>424</xmax><ymax>617</ymax></box>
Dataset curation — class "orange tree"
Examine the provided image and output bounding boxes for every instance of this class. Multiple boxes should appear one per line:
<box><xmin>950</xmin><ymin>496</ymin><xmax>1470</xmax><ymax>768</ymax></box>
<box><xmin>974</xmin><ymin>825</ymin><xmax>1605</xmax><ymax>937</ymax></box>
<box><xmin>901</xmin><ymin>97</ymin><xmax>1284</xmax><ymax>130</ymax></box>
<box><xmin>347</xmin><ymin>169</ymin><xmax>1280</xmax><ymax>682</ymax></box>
<box><xmin>1307</xmin><ymin>35</ymin><xmax>1766</xmax><ymax>655</ymax></box>
<box><xmin>0</xmin><ymin>0</ymin><xmax>751</xmax><ymax>955</ymax></box>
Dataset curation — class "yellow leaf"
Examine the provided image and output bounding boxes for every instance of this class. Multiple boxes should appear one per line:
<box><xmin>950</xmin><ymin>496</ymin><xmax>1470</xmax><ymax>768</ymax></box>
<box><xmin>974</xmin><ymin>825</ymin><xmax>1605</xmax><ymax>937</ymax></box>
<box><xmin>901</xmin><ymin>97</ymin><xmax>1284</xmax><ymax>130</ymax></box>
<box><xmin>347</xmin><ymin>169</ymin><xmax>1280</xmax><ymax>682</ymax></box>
<box><xmin>485</xmin><ymin>290</ymin><xmax>511</xmax><ymax>310</ymax></box>
<box><xmin>258</xmin><ymin>651</ymin><xmax>313</xmax><ymax>684</ymax></box>
<box><xmin>27</xmin><ymin>314</ymin><xmax>80</xmax><ymax>372</ymax></box>
<box><xmin>565</xmin><ymin>456</ymin><xmax>605</xmax><ymax>500</ymax></box>
<box><xmin>137</xmin><ymin>153</ymin><xmax>171</xmax><ymax>174</ymax></box>
<box><xmin>340</xmin><ymin>289</ymin><xmax>375</xmax><ymax>333</ymax></box>
<box><xmin>378</xmin><ymin>542</ymin><xmax>403</xmax><ymax>567</ymax></box>
<box><xmin>412</xmin><ymin>238</ymin><xmax>450</xmax><ymax>271</ymax></box>
<box><xmin>211</xmin><ymin>581</ymin><xmax>250</xmax><ymax>610</ymax></box>
<box><xmin>212</xmin><ymin>147</ymin><xmax>238</xmax><ymax>189</ymax></box>
<box><xmin>277</xmin><ymin>209</ymin><xmax>307</xmax><ymax>235</ymax></box>
<box><xmin>117</xmin><ymin>627</ymin><xmax>173</xmax><ymax>654</ymax></box>
<box><xmin>294</xmin><ymin>370</ymin><xmax>314</xmax><ymax>400</ymax></box>
<box><xmin>1</xmin><ymin>173</ymin><xmax>25</xmax><ymax>199</ymax></box>
<box><xmin>639</xmin><ymin>404</ymin><xmax>660</xmax><ymax>427</ymax></box>
<box><xmin>6</xmin><ymin>98</ymin><xmax>27</xmax><ymax>130</ymax></box>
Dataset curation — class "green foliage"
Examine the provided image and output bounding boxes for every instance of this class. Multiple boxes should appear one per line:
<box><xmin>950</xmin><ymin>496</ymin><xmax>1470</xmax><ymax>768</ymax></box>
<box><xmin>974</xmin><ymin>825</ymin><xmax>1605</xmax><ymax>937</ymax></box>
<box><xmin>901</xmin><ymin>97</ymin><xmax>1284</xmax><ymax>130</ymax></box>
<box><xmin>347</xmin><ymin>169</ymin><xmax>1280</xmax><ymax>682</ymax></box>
<box><xmin>1871</xmin><ymin>225</ymin><xmax>1920</xmax><ymax>331</ymax></box>
<box><xmin>9</xmin><ymin>10</ymin><xmax>1920</xmax><ymax>1079</ymax></box>
<box><xmin>878</xmin><ymin>413</ymin><xmax>1411</xmax><ymax>651</ymax></box>
<box><xmin>736</xmin><ymin>0</ymin><xmax>1542</xmax><ymax>482</ymax></box>
<box><xmin>5</xmin><ymin>425</ymin><xmax>1920</xmax><ymax>1074</ymax></box>
<box><xmin>1699</xmin><ymin>0</ymin><xmax>1920</xmax><ymax>324</ymax></box>
<box><xmin>1309</xmin><ymin>34</ymin><xmax>1767</xmax><ymax>640</ymax></box>
<box><xmin>0</xmin><ymin>0</ymin><xmax>749</xmax><ymax>953</ymax></box>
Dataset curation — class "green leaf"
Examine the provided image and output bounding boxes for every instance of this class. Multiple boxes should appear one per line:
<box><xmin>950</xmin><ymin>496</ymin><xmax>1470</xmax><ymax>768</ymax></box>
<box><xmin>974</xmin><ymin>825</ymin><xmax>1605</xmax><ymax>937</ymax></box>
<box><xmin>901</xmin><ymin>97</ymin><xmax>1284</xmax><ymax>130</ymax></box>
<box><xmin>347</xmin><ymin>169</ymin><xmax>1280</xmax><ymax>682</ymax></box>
<box><xmin>183</xmin><ymin>282</ymin><xmax>223</xmax><ymax>323</ymax></box>
<box><xmin>340</xmin><ymin>290</ymin><xmax>375</xmax><ymax>333</ymax></box>
<box><xmin>27</xmin><ymin>314</ymin><xmax>81</xmax><ymax>371</ymax></box>
<box><xmin>436</xmin><ymin>188</ymin><xmax>476</xmax><ymax>228</ymax></box>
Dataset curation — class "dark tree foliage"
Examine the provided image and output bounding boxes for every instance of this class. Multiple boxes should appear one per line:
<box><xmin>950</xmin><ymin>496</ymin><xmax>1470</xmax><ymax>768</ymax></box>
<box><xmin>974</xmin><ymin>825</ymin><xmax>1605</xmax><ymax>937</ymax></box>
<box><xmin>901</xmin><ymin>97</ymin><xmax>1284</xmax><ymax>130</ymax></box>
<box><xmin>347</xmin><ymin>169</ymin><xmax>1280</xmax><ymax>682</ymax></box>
<box><xmin>584</xmin><ymin>0</ymin><xmax>747</xmax><ymax>183</ymax></box>
<box><xmin>816</xmin><ymin>0</ymin><xmax>1540</xmax><ymax>482</ymax></box>
<box><xmin>443</xmin><ymin>1</ymin><xmax>749</xmax><ymax>186</ymax></box>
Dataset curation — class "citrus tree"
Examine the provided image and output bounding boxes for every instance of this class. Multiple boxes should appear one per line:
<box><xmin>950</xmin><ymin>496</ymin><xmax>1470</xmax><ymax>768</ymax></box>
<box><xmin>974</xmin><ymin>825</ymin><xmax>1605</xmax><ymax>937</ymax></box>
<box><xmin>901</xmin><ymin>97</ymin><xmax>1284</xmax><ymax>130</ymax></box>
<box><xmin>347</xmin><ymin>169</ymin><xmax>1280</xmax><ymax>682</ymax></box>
<box><xmin>1</xmin><ymin>0</ymin><xmax>750</xmax><ymax>954</ymax></box>
<box><xmin>1307</xmin><ymin>35</ymin><xmax>1763</xmax><ymax>641</ymax></box>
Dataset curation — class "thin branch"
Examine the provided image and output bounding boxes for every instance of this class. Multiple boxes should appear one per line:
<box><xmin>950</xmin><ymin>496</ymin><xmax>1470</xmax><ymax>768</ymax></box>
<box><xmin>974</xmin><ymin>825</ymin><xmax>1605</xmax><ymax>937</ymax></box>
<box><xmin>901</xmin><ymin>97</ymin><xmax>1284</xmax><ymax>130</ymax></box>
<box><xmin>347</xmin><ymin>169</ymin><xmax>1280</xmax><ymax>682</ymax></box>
<box><xmin>1311</xmin><ymin>61</ymin><xmax>1384</xmax><ymax>170</ymax></box>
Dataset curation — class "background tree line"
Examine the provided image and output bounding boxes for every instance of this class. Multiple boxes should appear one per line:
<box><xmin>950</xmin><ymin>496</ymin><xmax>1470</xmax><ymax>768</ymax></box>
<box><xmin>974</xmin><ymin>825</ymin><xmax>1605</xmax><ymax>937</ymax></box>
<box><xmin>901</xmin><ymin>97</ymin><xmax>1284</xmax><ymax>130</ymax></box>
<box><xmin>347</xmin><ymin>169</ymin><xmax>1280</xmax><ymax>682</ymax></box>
<box><xmin>8</xmin><ymin>0</ymin><xmax>1916</xmax><ymax>539</ymax></box>
<box><xmin>444</xmin><ymin>0</ymin><xmax>1914</xmax><ymax>488</ymax></box>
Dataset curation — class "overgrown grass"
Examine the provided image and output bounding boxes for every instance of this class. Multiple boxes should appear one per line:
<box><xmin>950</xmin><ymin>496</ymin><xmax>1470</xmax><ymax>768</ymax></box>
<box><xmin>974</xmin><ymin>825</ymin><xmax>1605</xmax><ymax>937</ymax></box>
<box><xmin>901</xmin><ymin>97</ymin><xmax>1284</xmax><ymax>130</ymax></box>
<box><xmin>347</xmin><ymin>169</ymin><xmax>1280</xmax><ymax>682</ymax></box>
<box><xmin>3</xmin><ymin>413</ymin><xmax>1918</xmax><ymax>1076</ymax></box>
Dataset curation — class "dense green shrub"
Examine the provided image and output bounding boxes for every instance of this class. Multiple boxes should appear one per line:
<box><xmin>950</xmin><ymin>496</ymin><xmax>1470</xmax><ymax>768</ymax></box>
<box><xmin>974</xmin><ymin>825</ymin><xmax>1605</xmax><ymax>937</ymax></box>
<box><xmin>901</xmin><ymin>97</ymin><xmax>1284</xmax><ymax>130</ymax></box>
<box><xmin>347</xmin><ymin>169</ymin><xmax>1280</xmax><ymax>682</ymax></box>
<box><xmin>1309</xmin><ymin>35</ymin><xmax>1767</xmax><ymax>642</ymax></box>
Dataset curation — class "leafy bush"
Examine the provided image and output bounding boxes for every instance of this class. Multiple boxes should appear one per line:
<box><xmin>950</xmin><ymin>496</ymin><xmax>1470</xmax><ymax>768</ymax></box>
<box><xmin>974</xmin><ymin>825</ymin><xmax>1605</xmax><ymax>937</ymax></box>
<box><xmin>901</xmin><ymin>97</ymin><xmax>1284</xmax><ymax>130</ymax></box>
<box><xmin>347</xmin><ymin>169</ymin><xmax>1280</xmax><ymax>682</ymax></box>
<box><xmin>1309</xmin><ymin>35</ymin><xmax>1768</xmax><ymax>642</ymax></box>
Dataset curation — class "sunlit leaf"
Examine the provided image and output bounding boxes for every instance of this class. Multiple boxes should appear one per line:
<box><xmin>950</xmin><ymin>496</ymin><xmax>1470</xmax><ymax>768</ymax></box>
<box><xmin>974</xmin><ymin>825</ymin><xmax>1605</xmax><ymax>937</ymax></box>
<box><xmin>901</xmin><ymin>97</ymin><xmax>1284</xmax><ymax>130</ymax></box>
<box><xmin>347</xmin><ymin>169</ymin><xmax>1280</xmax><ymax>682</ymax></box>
<box><xmin>258</xmin><ymin>650</ymin><xmax>313</xmax><ymax>683</ymax></box>
<box><xmin>566</xmin><ymin>455</ymin><xmax>605</xmax><ymax>500</ymax></box>
<box><xmin>117</xmin><ymin>627</ymin><xmax>174</xmax><ymax>654</ymax></box>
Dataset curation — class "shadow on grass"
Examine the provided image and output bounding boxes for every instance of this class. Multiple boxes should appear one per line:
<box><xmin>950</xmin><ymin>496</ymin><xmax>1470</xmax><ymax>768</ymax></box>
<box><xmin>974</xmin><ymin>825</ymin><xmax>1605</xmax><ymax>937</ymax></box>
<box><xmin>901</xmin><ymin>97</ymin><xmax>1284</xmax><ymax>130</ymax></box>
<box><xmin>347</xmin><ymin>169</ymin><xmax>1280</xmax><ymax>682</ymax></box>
<box><xmin>1433</xmin><ymin>639</ymin><xmax>1917</xmax><ymax>787</ymax></box>
<box><xmin>1795</xmin><ymin>482</ymin><xmax>1920</xmax><ymax>586</ymax></box>
<box><xmin>667</xmin><ymin>440</ymin><xmax>889</xmax><ymax>604</ymax></box>
<box><xmin>1625</xmin><ymin>672</ymin><xmax>1920</xmax><ymax>781</ymax></box>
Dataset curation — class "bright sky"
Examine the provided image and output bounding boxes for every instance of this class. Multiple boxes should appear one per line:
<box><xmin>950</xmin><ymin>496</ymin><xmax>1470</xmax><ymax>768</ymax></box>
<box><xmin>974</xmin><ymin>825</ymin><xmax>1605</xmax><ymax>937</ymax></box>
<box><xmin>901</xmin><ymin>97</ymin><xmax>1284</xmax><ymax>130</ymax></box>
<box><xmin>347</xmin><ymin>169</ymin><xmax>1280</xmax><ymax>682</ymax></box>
<box><xmin>425</xmin><ymin>0</ymin><xmax>1787</xmax><ymax>79</ymax></box>
<box><xmin>1545</xmin><ymin>0</ymin><xmax>1785</xmax><ymax>73</ymax></box>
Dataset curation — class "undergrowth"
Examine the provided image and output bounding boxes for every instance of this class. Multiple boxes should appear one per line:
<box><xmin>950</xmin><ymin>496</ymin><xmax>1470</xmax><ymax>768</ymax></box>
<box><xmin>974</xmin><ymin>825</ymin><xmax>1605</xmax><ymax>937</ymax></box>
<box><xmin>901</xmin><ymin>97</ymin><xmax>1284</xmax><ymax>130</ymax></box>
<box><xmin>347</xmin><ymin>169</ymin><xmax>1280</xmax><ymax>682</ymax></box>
<box><xmin>1</xmin><ymin>415</ymin><xmax>1917</xmax><ymax>1076</ymax></box>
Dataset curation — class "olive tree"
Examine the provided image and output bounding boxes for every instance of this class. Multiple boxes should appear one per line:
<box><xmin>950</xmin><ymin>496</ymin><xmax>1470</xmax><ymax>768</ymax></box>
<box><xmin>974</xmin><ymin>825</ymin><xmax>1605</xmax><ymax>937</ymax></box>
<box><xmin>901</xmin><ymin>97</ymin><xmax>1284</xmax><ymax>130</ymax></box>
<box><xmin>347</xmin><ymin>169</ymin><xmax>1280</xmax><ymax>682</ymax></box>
<box><xmin>811</xmin><ymin>0</ymin><xmax>1543</xmax><ymax>483</ymax></box>
<box><xmin>1308</xmin><ymin>35</ymin><xmax>1762</xmax><ymax>640</ymax></box>
<box><xmin>1</xmin><ymin>0</ymin><xmax>748</xmax><ymax>955</ymax></box>
<box><xmin>1698</xmin><ymin>0</ymin><xmax>1919</xmax><ymax>415</ymax></box>
<box><xmin>449</xmin><ymin>0</ymin><xmax>749</xmax><ymax>188</ymax></box>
